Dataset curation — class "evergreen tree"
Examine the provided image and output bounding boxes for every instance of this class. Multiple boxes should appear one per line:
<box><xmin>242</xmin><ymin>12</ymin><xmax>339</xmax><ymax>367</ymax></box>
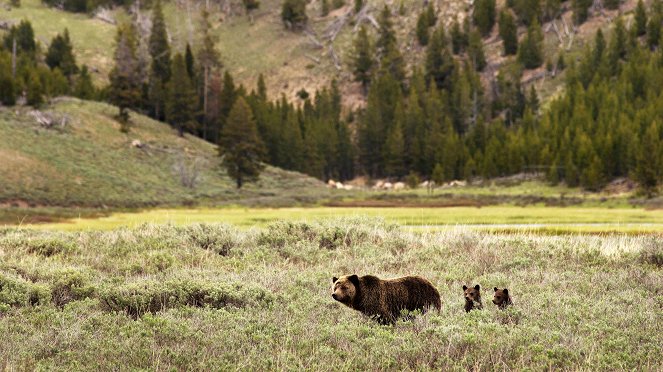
<box><xmin>321</xmin><ymin>0</ymin><xmax>329</xmax><ymax>16</ymax></box>
<box><xmin>218</xmin><ymin>97</ymin><xmax>266</xmax><ymax>188</ymax></box>
<box><xmin>634</xmin><ymin>0</ymin><xmax>647</xmax><ymax>37</ymax></box>
<box><xmin>45</xmin><ymin>29</ymin><xmax>78</xmax><ymax>79</ymax></box>
<box><xmin>426</xmin><ymin>2</ymin><xmax>436</xmax><ymax>26</ymax></box>
<box><xmin>351</xmin><ymin>25</ymin><xmax>374</xmax><ymax>92</ymax></box>
<box><xmin>416</xmin><ymin>10</ymin><xmax>431</xmax><ymax>46</ymax></box>
<box><xmin>518</xmin><ymin>19</ymin><xmax>544</xmax><ymax>69</ymax></box>
<box><xmin>376</xmin><ymin>5</ymin><xmax>405</xmax><ymax>85</ymax></box>
<box><xmin>166</xmin><ymin>53</ymin><xmax>197</xmax><ymax>137</ymax></box>
<box><xmin>0</xmin><ymin>66</ymin><xmax>15</xmax><ymax>106</ymax></box>
<box><xmin>3</xmin><ymin>20</ymin><xmax>36</xmax><ymax>58</ymax></box>
<box><xmin>198</xmin><ymin>10</ymin><xmax>222</xmax><ymax>140</ymax></box>
<box><xmin>218</xmin><ymin>71</ymin><xmax>238</xmax><ymax>135</ymax></box>
<box><xmin>473</xmin><ymin>0</ymin><xmax>496</xmax><ymax>37</ymax></box>
<box><xmin>604</xmin><ymin>0</ymin><xmax>621</xmax><ymax>10</ymax></box>
<box><xmin>243</xmin><ymin>0</ymin><xmax>260</xmax><ymax>18</ymax></box>
<box><xmin>256</xmin><ymin>73</ymin><xmax>267</xmax><ymax>101</ymax></box>
<box><xmin>542</xmin><ymin>0</ymin><xmax>561</xmax><ymax>22</ymax></box>
<box><xmin>74</xmin><ymin>65</ymin><xmax>95</xmax><ymax>99</ymax></box>
<box><xmin>184</xmin><ymin>43</ymin><xmax>195</xmax><ymax>79</ymax></box>
<box><xmin>512</xmin><ymin>0</ymin><xmax>540</xmax><ymax>25</ymax></box>
<box><xmin>383</xmin><ymin>110</ymin><xmax>406</xmax><ymax>177</ymax></box>
<box><xmin>148</xmin><ymin>0</ymin><xmax>171</xmax><ymax>120</ymax></box>
<box><xmin>499</xmin><ymin>9</ymin><xmax>518</xmax><ymax>55</ymax></box>
<box><xmin>425</xmin><ymin>25</ymin><xmax>454</xmax><ymax>89</ymax></box>
<box><xmin>468</xmin><ymin>29</ymin><xmax>486</xmax><ymax>71</ymax></box>
<box><xmin>634</xmin><ymin>121</ymin><xmax>662</xmax><ymax>196</ymax></box>
<box><xmin>109</xmin><ymin>22</ymin><xmax>142</xmax><ymax>129</ymax></box>
<box><xmin>282</xmin><ymin>0</ymin><xmax>308</xmax><ymax>30</ymax></box>
<box><xmin>354</xmin><ymin>0</ymin><xmax>363</xmax><ymax>13</ymax></box>
<box><xmin>26</xmin><ymin>70</ymin><xmax>43</xmax><ymax>106</ymax></box>
<box><xmin>572</xmin><ymin>0</ymin><xmax>592</xmax><ymax>25</ymax></box>
<box><xmin>647</xmin><ymin>15</ymin><xmax>661</xmax><ymax>49</ymax></box>
<box><xmin>450</xmin><ymin>18</ymin><xmax>467</xmax><ymax>54</ymax></box>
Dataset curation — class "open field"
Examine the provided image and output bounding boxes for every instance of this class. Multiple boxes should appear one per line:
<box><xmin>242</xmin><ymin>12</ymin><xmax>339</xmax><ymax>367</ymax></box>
<box><xmin>17</xmin><ymin>205</ymin><xmax>663</xmax><ymax>234</ymax></box>
<box><xmin>0</xmin><ymin>220</ymin><xmax>661</xmax><ymax>369</ymax></box>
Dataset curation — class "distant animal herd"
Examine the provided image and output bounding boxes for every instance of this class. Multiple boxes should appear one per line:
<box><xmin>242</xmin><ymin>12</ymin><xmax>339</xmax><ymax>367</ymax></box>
<box><xmin>331</xmin><ymin>274</ymin><xmax>512</xmax><ymax>324</ymax></box>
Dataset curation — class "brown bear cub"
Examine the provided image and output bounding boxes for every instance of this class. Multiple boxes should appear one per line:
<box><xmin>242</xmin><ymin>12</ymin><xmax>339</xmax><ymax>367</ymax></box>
<box><xmin>492</xmin><ymin>287</ymin><xmax>513</xmax><ymax>309</ymax></box>
<box><xmin>462</xmin><ymin>284</ymin><xmax>483</xmax><ymax>312</ymax></box>
<box><xmin>331</xmin><ymin>274</ymin><xmax>441</xmax><ymax>324</ymax></box>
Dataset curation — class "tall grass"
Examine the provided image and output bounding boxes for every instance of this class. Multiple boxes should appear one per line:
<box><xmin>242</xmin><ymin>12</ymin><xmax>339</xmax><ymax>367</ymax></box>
<box><xmin>0</xmin><ymin>219</ymin><xmax>661</xmax><ymax>370</ymax></box>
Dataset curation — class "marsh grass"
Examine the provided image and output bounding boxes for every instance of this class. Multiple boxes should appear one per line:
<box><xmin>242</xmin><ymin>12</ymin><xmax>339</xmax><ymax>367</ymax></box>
<box><xmin>0</xmin><ymin>219</ymin><xmax>661</xmax><ymax>370</ymax></box>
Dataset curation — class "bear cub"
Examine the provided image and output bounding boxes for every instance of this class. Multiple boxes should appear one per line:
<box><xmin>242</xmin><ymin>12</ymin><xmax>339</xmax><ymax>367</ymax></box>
<box><xmin>462</xmin><ymin>284</ymin><xmax>483</xmax><ymax>312</ymax></box>
<box><xmin>331</xmin><ymin>274</ymin><xmax>441</xmax><ymax>324</ymax></box>
<box><xmin>492</xmin><ymin>287</ymin><xmax>513</xmax><ymax>309</ymax></box>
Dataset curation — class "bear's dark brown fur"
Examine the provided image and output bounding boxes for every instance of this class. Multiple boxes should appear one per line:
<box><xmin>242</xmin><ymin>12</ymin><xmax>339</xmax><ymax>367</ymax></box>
<box><xmin>492</xmin><ymin>287</ymin><xmax>513</xmax><ymax>309</ymax></box>
<box><xmin>462</xmin><ymin>284</ymin><xmax>483</xmax><ymax>312</ymax></box>
<box><xmin>331</xmin><ymin>274</ymin><xmax>441</xmax><ymax>324</ymax></box>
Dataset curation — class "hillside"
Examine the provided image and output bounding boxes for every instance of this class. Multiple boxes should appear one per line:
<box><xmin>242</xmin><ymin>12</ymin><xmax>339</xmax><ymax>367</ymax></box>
<box><xmin>0</xmin><ymin>98</ymin><xmax>328</xmax><ymax>208</ymax></box>
<box><xmin>0</xmin><ymin>0</ymin><xmax>642</xmax><ymax>106</ymax></box>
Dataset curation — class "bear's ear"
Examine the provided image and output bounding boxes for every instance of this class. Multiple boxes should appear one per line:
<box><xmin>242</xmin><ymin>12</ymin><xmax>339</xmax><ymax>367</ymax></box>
<box><xmin>462</xmin><ymin>285</ymin><xmax>468</xmax><ymax>291</ymax></box>
<box><xmin>474</xmin><ymin>284</ymin><xmax>480</xmax><ymax>291</ymax></box>
<box><xmin>494</xmin><ymin>287</ymin><xmax>498</xmax><ymax>292</ymax></box>
<box><xmin>348</xmin><ymin>274</ymin><xmax>360</xmax><ymax>287</ymax></box>
<box><xmin>503</xmin><ymin>288</ymin><xmax>508</xmax><ymax>295</ymax></box>
<box><xmin>332</xmin><ymin>277</ymin><xmax>338</xmax><ymax>283</ymax></box>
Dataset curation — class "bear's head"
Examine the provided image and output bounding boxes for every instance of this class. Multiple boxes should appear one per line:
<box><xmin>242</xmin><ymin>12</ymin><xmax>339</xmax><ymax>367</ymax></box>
<box><xmin>492</xmin><ymin>287</ymin><xmax>512</xmax><ymax>308</ymax></box>
<box><xmin>463</xmin><ymin>284</ymin><xmax>481</xmax><ymax>305</ymax></box>
<box><xmin>332</xmin><ymin>275</ymin><xmax>360</xmax><ymax>306</ymax></box>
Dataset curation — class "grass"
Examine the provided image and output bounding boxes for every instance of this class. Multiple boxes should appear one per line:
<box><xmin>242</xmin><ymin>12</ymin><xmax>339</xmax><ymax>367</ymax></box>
<box><xmin>0</xmin><ymin>98</ymin><xmax>329</xmax><ymax>209</ymax></box>
<box><xmin>20</xmin><ymin>205</ymin><xmax>663</xmax><ymax>234</ymax></box>
<box><xmin>0</xmin><ymin>219</ymin><xmax>661</xmax><ymax>369</ymax></box>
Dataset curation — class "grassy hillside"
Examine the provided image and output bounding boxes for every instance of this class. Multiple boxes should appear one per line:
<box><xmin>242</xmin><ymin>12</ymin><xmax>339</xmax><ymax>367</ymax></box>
<box><xmin>0</xmin><ymin>0</ymin><xmax>641</xmax><ymax>105</ymax></box>
<box><xmin>1</xmin><ymin>220</ymin><xmax>661</xmax><ymax>369</ymax></box>
<box><xmin>0</xmin><ymin>98</ymin><xmax>328</xmax><ymax>209</ymax></box>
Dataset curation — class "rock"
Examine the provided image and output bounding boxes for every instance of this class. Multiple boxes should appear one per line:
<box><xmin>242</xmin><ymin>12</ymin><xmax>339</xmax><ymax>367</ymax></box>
<box><xmin>393</xmin><ymin>182</ymin><xmax>405</xmax><ymax>190</ymax></box>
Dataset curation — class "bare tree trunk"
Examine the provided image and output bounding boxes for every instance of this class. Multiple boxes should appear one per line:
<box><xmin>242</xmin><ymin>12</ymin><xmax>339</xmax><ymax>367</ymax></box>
<box><xmin>203</xmin><ymin>66</ymin><xmax>209</xmax><ymax>141</ymax></box>
<box><xmin>11</xmin><ymin>37</ymin><xmax>16</xmax><ymax>78</ymax></box>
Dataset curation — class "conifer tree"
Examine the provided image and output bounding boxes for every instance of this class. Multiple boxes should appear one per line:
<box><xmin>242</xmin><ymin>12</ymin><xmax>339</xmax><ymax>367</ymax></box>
<box><xmin>647</xmin><ymin>15</ymin><xmax>661</xmax><ymax>49</ymax></box>
<box><xmin>0</xmin><ymin>61</ymin><xmax>15</xmax><ymax>106</ymax></box>
<box><xmin>26</xmin><ymin>70</ymin><xmax>43</xmax><ymax>106</ymax></box>
<box><xmin>166</xmin><ymin>53</ymin><xmax>197</xmax><ymax>137</ymax></box>
<box><xmin>473</xmin><ymin>0</ymin><xmax>496</xmax><ymax>37</ymax></box>
<box><xmin>383</xmin><ymin>110</ymin><xmax>406</xmax><ymax>178</ymax></box>
<box><xmin>321</xmin><ymin>0</ymin><xmax>329</xmax><ymax>16</ymax></box>
<box><xmin>572</xmin><ymin>0</ymin><xmax>592</xmax><ymax>25</ymax></box>
<box><xmin>3</xmin><ymin>20</ymin><xmax>36</xmax><ymax>58</ymax></box>
<box><xmin>426</xmin><ymin>2</ymin><xmax>436</xmax><ymax>26</ymax></box>
<box><xmin>282</xmin><ymin>0</ymin><xmax>308</xmax><ymax>30</ymax></box>
<box><xmin>426</xmin><ymin>25</ymin><xmax>454</xmax><ymax>89</ymax></box>
<box><xmin>604</xmin><ymin>0</ymin><xmax>620</xmax><ymax>10</ymax></box>
<box><xmin>351</xmin><ymin>25</ymin><xmax>374</xmax><ymax>93</ymax></box>
<box><xmin>512</xmin><ymin>0</ymin><xmax>540</xmax><ymax>25</ymax></box>
<box><xmin>634</xmin><ymin>121</ymin><xmax>662</xmax><ymax>196</ymax></box>
<box><xmin>185</xmin><ymin>43</ymin><xmax>195</xmax><ymax>79</ymax></box>
<box><xmin>468</xmin><ymin>29</ymin><xmax>486</xmax><ymax>71</ymax></box>
<box><xmin>518</xmin><ymin>19</ymin><xmax>544</xmax><ymax>69</ymax></box>
<box><xmin>218</xmin><ymin>71</ymin><xmax>238</xmax><ymax>134</ymax></box>
<box><xmin>634</xmin><ymin>0</ymin><xmax>647</xmax><ymax>36</ymax></box>
<box><xmin>46</xmin><ymin>29</ymin><xmax>78</xmax><ymax>79</ymax></box>
<box><xmin>450</xmin><ymin>18</ymin><xmax>467</xmax><ymax>54</ymax></box>
<box><xmin>219</xmin><ymin>97</ymin><xmax>266</xmax><ymax>188</ymax></box>
<box><xmin>109</xmin><ymin>22</ymin><xmax>142</xmax><ymax>129</ymax></box>
<box><xmin>499</xmin><ymin>9</ymin><xmax>518</xmax><ymax>55</ymax></box>
<box><xmin>416</xmin><ymin>10</ymin><xmax>430</xmax><ymax>46</ymax></box>
<box><xmin>354</xmin><ymin>0</ymin><xmax>363</xmax><ymax>13</ymax></box>
<box><xmin>198</xmin><ymin>10</ymin><xmax>222</xmax><ymax>140</ymax></box>
<box><xmin>148</xmin><ymin>0</ymin><xmax>171</xmax><ymax>120</ymax></box>
<box><xmin>376</xmin><ymin>5</ymin><xmax>405</xmax><ymax>85</ymax></box>
<box><xmin>74</xmin><ymin>65</ymin><xmax>95</xmax><ymax>99</ymax></box>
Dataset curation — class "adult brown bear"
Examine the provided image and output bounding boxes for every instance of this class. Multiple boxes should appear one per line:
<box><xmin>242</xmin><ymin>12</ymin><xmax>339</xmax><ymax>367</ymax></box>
<box><xmin>331</xmin><ymin>274</ymin><xmax>441</xmax><ymax>324</ymax></box>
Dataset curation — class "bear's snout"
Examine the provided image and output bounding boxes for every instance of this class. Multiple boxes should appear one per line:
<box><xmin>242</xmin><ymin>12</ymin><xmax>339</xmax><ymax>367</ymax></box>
<box><xmin>332</xmin><ymin>293</ymin><xmax>338</xmax><ymax>300</ymax></box>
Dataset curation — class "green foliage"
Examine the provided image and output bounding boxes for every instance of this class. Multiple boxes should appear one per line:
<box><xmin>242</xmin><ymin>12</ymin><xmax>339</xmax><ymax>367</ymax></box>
<box><xmin>572</xmin><ymin>0</ymin><xmax>592</xmax><ymax>25</ymax></box>
<box><xmin>45</xmin><ymin>29</ymin><xmax>78</xmax><ymax>78</ymax></box>
<box><xmin>376</xmin><ymin>5</ymin><xmax>405</xmax><ymax>85</ymax></box>
<box><xmin>109</xmin><ymin>22</ymin><xmax>142</xmax><ymax>129</ymax></box>
<box><xmin>148</xmin><ymin>0</ymin><xmax>171</xmax><ymax>120</ymax></box>
<box><xmin>634</xmin><ymin>0</ymin><xmax>647</xmax><ymax>36</ymax></box>
<box><xmin>416</xmin><ymin>10</ymin><xmax>430</xmax><ymax>46</ymax></box>
<box><xmin>499</xmin><ymin>9</ymin><xmax>518</xmax><ymax>56</ymax></box>
<box><xmin>3</xmin><ymin>20</ymin><xmax>36</xmax><ymax>58</ymax></box>
<box><xmin>243</xmin><ymin>0</ymin><xmax>260</xmax><ymax>13</ymax></box>
<box><xmin>604</xmin><ymin>0</ymin><xmax>621</xmax><ymax>10</ymax></box>
<box><xmin>518</xmin><ymin>19</ymin><xmax>544</xmax><ymax>69</ymax></box>
<box><xmin>472</xmin><ymin>0</ymin><xmax>496</xmax><ymax>37</ymax></box>
<box><xmin>511</xmin><ymin>0</ymin><xmax>540</xmax><ymax>25</ymax></box>
<box><xmin>634</xmin><ymin>121</ymin><xmax>662</xmax><ymax>197</ymax></box>
<box><xmin>74</xmin><ymin>65</ymin><xmax>95</xmax><ymax>99</ymax></box>
<box><xmin>218</xmin><ymin>97</ymin><xmax>266</xmax><ymax>188</ymax></box>
<box><xmin>468</xmin><ymin>29</ymin><xmax>486</xmax><ymax>71</ymax></box>
<box><xmin>647</xmin><ymin>15</ymin><xmax>661</xmax><ymax>49</ymax></box>
<box><xmin>282</xmin><ymin>0</ymin><xmax>308</xmax><ymax>30</ymax></box>
<box><xmin>321</xmin><ymin>0</ymin><xmax>329</xmax><ymax>16</ymax></box>
<box><xmin>354</xmin><ymin>0</ymin><xmax>363</xmax><ymax>13</ymax></box>
<box><xmin>166</xmin><ymin>53</ymin><xmax>198</xmax><ymax>137</ymax></box>
<box><xmin>425</xmin><ymin>25</ymin><xmax>454</xmax><ymax>89</ymax></box>
<box><xmin>351</xmin><ymin>25</ymin><xmax>374</xmax><ymax>91</ymax></box>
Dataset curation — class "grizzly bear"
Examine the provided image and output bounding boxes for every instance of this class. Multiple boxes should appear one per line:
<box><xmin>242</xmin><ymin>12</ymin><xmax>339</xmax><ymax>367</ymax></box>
<box><xmin>462</xmin><ymin>284</ymin><xmax>483</xmax><ymax>312</ymax></box>
<box><xmin>331</xmin><ymin>274</ymin><xmax>441</xmax><ymax>324</ymax></box>
<box><xmin>492</xmin><ymin>287</ymin><xmax>513</xmax><ymax>309</ymax></box>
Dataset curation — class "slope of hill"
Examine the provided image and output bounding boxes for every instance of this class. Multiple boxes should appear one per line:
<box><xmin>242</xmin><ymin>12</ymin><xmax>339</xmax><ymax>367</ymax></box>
<box><xmin>0</xmin><ymin>98</ymin><xmax>328</xmax><ymax>208</ymax></box>
<box><xmin>0</xmin><ymin>0</ymin><xmax>641</xmax><ymax>106</ymax></box>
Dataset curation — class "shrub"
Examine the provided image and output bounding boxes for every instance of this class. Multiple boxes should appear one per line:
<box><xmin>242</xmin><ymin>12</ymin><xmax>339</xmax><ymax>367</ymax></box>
<box><xmin>181</xmin><ymin>223</ymin><xmax>241</xmax><ymax>256</ymax></box>
<box><xmin>0</xmin><ymin>273</ymin><xmax>50</xmax><ymax>311</ymax></box>
<box><xmin>49</xmin><ymin>269</ymin><xmax>95</xmax><ymax>307</ymax></box>
<box><xmin>26</xmin><ymin>237</ymin><xmax>77</xmax><ymax>257</ymax></box>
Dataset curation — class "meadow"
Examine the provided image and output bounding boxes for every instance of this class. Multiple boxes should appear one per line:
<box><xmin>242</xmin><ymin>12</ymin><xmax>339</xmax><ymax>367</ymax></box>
<box><xmin>20</xmin><ymin>205</ymin><xmax>663</xmax><ymax>235</ymax></box>
<box><xmin>0</xmin><ymin>219</ymin><xmax>661</xmax><ymax>370</ymax></box>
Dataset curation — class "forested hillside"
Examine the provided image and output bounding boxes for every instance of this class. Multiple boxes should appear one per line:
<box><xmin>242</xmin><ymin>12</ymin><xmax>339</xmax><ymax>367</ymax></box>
<box><xmin>1</xmin><ymin>0</ymin><xmax>662</xmax><ymax>194</ymax></box>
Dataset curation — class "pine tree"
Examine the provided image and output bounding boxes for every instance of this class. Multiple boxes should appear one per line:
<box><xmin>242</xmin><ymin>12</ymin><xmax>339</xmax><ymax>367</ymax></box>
<box><xmin>321</xmin><ymin>0</ymin><xmax>329</xmax><ymax>16</ymax></box>
<box><xmin>416</xmin><ymin>10</ymin><xmax>430</xmax><ymax>46</ymax></box>
<box><xmin>634</xmin><ymin>0</ymin><xmax>647</xmax><ymax>36</ymax></box>
<box><xmin>383</xmin><ymin>111</ymin><xmax>406</xmax><ymax>178</ymax></box>
<box><xmin>572</xmin><ymin>0</ymin><xmax>592</xmax><ymax>25</ymax></box>
<box><xmin>425</xmin><ymin>25</ymin><xmax>454</xmax><ymax>89</ymax></box>
<box><xmin>604</xmin><ymin>0</ymin><xmax>621</xmax><ymax>10</ymax></box>
<box><xmin>109</xmin><ymin>22</ymin><xmax>142</xmax><ymax>129</ymax></box>
<box><xmin>499</xmin><ymin>9</ymin><xmax>518</xmax><ymax>55</ymax></box>
<box><xmin>518</xmin><ymin>19</ymin><xmax>544</xmax><ymax>69</ymax></box>
<box><xmin>74</xmin><ymin>65</ymin><xmax>95</xmax><ymax>99</ymax></box>
<box><xmin>647</xmin><ymin>15</ymin><xmax>661</xmax><ymax>49</ymax></box>
<box><xmin>634</xmin><ymin>121</ymin><xmax>662</xmax><ymax>197</ymax></box>
<box><xmin>26</xmin><ymin>70</ymin><xmax>43</xmax><ymax>107</ymax></box>
<box><xmin>351</xmin><ymin>25</ymin><xmax>374</xmax><ymax>92</ymax></box>
<box><xmin>243</xmin><ymin>0</ymin><xmax>260</xmax><ymax>18</ymax></box>
<box><xmin>376</xmin><ymin>5</ymin><xmax>405</xmax><ymax>85</ymax></box>
<box><xmin>218</xmin><ymin>97</ymin><xmax>266</xmax><ymax>188</ymax></box>
<box><xmin>3</xmin><ymin>20</ymin><xmax>36</xmax><ymax>58</ymax></box>
<box><xmin>450</xmin><ymin>18</ymin><xmax>467</xmax><ymax>54</ymax></box>
<box><xmin>198</xmin><ymin>10</ymin><xmax>222</xmax><ymax>140</ymax></box>
<box><xmin>468</xmin><ymin>29</ymin><xmax>486</xmax><ymax>71</ymax></box>
<box><xmin>473</xmin><ymin>0</ymin><xmax>496</xmax><ymax>37</ymax></box>
<box><xmin>282</xmin><ymin>0</ymin><xmax>308</xmax><ymax>31</ymax></box>
<box><xmin>354</xmin><ymin>0</ymin><xmax>363</xmax><ymax>13</ymax></box>
<box><xmin>218</xmin><ymin>71</ymin><xmax>238</xmax><ymax>135</ymax></box>
<box><xmin>512</xmin><ymin>0</ymin><xmax>540</xmax><ymax>25</ymax></box>
<box><xmin>184</xmin><ymin>43</ymin><xmax>195</xmax><ymax>79</ymax></box>
<box><xmin>426</xmin><ymin>2</ymin><xmax>436</xmax><ymax>26</ymax></box>
<box><xmin>45</xmin><ymin>29</ymin><xmax>78</xmax><ymax>79</ymax></box>
<box><xmin>166</xmin><ymin>53</ymin><xmax>197</xmax><ymax>137</ymax></box>
<box><xmin>148</xmin><ymin>0</ymin><xmax>171</xmax><ymax>120</ymax></box>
